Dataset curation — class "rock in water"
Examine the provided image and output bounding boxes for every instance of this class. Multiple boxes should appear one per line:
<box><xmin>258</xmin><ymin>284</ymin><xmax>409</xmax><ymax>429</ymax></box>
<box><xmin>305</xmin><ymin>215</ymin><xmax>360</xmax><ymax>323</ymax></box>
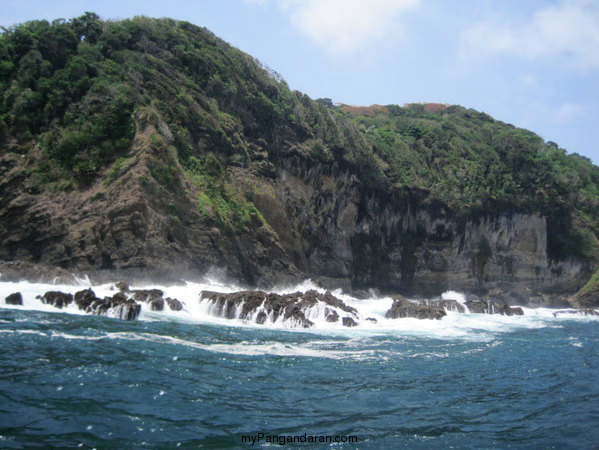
<box><xmin>465</xmin><ymin>299</ymin><xmax>524</xmax><ymax>316</ymax></box>
<box><xmin>166</xmin><ymin>297</ymin><xmax>183</xmax><ymax>311</ymax></box>
<box><xmin>199</xmin><ymin>289</ymin><xmax>358</xmax><ymax>328</ymax></box>
<box><xmin>325</xmin><ymin>308</ymin><xmax>339</xmax><ymax>323</ymax></box>
<box><xmin>342</xmin><ymin>317</ymin><xmax>358</xmax><ymax>327</ymax></box>
<box><xmin>115</xmin><ymin>281</ymin><xmax>130</xmax><ymax>292</ymax></box>
<box><xmin>38</xmin><ymin>291</ymin><xmax>74</xmax><ymax>308</ymax></box>
<box><xmin>420</xmin><ymin>297</ymin><xmax>465</xmax><ymax>313</ymax></box>
<box><xmin>74</xmin><ymin>289</ymin><xmax>98</xmax><ymax>311</ymax></box>
<box><xmin>5</xmin><ymin>292</ymin><xmax>23</xmax><ymax>305</ymax></box>
<box><xmin>385</xmin><ymin>298</ymin><xmax>446</xmax><ymax>320</ymax></box>
<box><xmin>73</xmin><ymin>289</ymin><xmax>141</xmax><ymax>320</ymax></box>
<box><xmin>553</xmin><ymin>309</ymin><xmax>599</xmax><ymax>317</ymax></box>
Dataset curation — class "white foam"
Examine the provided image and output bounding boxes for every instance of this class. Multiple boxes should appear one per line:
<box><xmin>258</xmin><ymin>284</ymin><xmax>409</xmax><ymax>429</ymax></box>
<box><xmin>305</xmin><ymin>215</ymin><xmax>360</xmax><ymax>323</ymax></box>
<box><xmin>1</xmin><ymin>280</ymin><xmax>597</xmax><ymax>341</ymax></box>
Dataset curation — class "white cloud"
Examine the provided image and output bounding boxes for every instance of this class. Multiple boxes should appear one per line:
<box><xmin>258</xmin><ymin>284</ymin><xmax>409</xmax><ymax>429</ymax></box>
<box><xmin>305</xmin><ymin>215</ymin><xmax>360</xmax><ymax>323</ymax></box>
<box><xmin>553</xmin><ymin>102</ymin><xmax>587</xmax><ymax>123</ymax></box>
<box><xmin>248</xmin><ymin>0</ymin><xmax>421</xmax><ymax>54</ymax></box>
<box><xmin>460</xmin><ymin>0</ymin><xmax>599</xmax><ymax>70</ymax></box>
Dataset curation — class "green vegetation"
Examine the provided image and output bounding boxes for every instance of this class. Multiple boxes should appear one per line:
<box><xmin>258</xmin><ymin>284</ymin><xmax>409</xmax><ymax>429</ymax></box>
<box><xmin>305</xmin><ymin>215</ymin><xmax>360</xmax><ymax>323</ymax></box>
<box><xmin>578</xmin><ymin>268</ymin><xmax>599</xmax><ymax>297</ymax></box>
<box><xmin>1</xmin><ymin>13</ymin><xmax>597</xmax><ymax>261</ymax></box>
<box><xmin>185</xmin><ymin>155</ymin><xmax>262</xmax><ymax>231</ymax></box>
<box><xmin>103</xmin><ymin>156</ymin><xmax>131</xmax><ymax>185</ymax></box>
<box><xmin>336</xmin><ymin>103</ymin><xmax>599</xmax><ymax>259</ymax></box>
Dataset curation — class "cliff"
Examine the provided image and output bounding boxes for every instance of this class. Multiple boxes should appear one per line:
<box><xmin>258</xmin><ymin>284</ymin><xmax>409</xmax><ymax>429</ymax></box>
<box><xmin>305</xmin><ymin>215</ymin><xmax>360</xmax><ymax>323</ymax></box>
<box><xmin>0</xmin><ymin>14</ymin><xmax>598</xmax><ymax>304</ymax></box>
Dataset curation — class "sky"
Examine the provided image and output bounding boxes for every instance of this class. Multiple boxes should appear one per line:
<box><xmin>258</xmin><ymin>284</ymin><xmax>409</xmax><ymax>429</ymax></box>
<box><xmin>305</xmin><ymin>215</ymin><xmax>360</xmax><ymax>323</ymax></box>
<box><xmin>2</xmin><ymin>0</ymin><xmax>598</xmax><ymax>164</ymax></box>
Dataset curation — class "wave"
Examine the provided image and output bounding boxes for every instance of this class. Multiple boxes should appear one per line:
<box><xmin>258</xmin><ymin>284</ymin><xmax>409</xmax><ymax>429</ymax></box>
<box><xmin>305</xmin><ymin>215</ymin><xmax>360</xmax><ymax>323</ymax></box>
<box><xmin>1</xmin><ymin>279</ymin><xmax>597</xmax><ymax>342</ymax></box>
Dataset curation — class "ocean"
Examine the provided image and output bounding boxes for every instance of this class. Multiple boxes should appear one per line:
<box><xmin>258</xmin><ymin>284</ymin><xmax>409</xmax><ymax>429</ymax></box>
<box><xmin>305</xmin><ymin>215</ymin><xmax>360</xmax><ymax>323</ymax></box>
<box><xmin>0</xmin><ymin>279</ymin><xmax>598</xmax><ymax>449</ymax></box>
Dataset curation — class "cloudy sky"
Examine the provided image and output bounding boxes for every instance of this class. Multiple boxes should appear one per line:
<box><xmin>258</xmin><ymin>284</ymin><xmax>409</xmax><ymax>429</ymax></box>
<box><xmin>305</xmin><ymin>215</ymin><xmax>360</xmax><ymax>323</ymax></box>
<box><xmin>2</xmin><ymin>0</ymin><xmax>598</xmax><ymax>164</ymax></box>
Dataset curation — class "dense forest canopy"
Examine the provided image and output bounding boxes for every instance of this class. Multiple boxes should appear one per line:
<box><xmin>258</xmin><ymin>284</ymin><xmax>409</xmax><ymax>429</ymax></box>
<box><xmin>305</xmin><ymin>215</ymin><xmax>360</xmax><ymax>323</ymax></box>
<box><xmin>1</xmin><ymin>13</ymin><xmax>598</xmax><ymax>263</ymax></box>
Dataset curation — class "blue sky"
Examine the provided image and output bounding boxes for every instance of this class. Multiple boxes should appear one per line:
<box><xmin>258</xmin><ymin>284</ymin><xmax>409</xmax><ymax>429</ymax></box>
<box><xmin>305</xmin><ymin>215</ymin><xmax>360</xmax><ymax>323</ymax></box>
<box><xmin>2</xmin><ymin>0</ymin><xmax>598</xmax><ymax>164</ymax></box>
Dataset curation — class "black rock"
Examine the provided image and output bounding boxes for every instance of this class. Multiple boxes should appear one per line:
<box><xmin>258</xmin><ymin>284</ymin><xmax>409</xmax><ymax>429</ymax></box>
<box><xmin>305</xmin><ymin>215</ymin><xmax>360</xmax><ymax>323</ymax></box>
<box><xmin>385</xmin><ymin>298</ymin><xmax>446</xmax><ymax>320</ymax></box>
<box><xmin>166</xmin><ymin>297</ymin><xmax>183</xmax><ymax>311</ymax></box>
<box><xmin>466</xmin><ymin>299</ymin><xmax>524</xmax><ymax>316</ymax></box>
<box><xmin>342</xmin><ymin>317</ymin><xmax>358</xmax><ymax>327</ymax></box>
<box><xmin>5</xmin><ymin>292</ymin><xmax>23</xmax><ymax>305</ymax></box>
<box><xmin>256</xmin><ymin>311</ymin><xmax>267</xmax><ymax>324</ymax></box>
<box><xmin>39</xmin><ymin>291</ymin><xmax>73</xmax><ymax>308</ymax></box>
<box><xmin>199</xmin><ymin>289</ymin><xmax>357</xmax><ymax>328</ymax></box>
<box><xmin>115</xmin><ymin>281</ymin><xmax>130</xmax><ymax>292</ymax></box>
<box><xmin>74</xmin><ymin>288</ymin><xmax>98</xmax><ymax>310</ymax></box>
<box><xmin>553</xmin><ymin>309</ymin><xmax>599</xmax><ymax>317</ymax></box>
<box><xmin>131</xmin><ymin>289</ymin><xmax>164</xmax><ymax>303</ymax></box>
<box><xmin>325</xmin><ymin>308</ymin><xmax>339</xmax><ymax>322</ymax></box>
<box><xmin>150</xmin><ymin>298</ymin><xmax>165</xmax><ymax>311</ymax></box>
<box><xmin>71</xmin><ymin>289</ymin><xmax>141</xmax><ymax>321</ymax></box>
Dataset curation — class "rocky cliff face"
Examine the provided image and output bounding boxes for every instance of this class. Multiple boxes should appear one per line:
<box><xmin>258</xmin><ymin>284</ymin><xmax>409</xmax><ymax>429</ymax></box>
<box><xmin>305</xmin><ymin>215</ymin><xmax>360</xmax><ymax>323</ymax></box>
<box><xmin>1</xmin><ymin>120</ymin><xmax>589</xmax><ymax>303</ymax></box>
<box><xmin>253</xmin><ymin>155</ymin><xmax>590</xmax><ymax>299</ymax></box>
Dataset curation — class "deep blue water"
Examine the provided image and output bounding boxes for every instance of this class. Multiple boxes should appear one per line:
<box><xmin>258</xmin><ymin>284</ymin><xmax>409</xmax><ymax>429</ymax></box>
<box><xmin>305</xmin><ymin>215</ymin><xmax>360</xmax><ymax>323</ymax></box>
<box><xmin>1</xmin><ymin>307</ymin><xmax>598</xmax><ymax>449</ymax></box>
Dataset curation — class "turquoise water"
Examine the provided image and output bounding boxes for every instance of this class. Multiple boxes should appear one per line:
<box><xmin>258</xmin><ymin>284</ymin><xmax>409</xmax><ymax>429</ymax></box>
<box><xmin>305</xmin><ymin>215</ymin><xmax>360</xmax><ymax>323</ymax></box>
<box><xmin>1</xmin><ymin>282</ymin><xmax>598</xmax><ymax>449</ymax></box>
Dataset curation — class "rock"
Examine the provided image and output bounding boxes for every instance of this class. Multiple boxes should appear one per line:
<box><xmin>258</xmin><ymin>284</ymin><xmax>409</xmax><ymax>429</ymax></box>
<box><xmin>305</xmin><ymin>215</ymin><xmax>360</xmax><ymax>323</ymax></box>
<box><xmin>465</xmin><ymin>299</ymin><xmax>525</xmax><ymax>316</ymax></box>
<box><xmin>130</xmin><ymin>288</ymin><xmax>167</xmax><ymax>311</ymax></box>
<box><xmin>115</xmin><ymin>281</ymin><xmax>130</xmax><ymax>292</ymax></box>
<box><xmin>365</xmin><ymin>317</ymin><xmax>378</xmax><ymax>323</ymax></box>
<box><xmin>199</xmin><ymin>289</ymin><xmax>357</xmax><ymax>328</ymax></box>
<box><xmin>5</xmin><ymin>292</ymin><xmax>23</xmax><ymax>305</ymax></box>
<box><xmin>71</xmin><ymin>289</ymin><xmax>141</xmax><ymax>320</ymax></box>
<box><xmin>342</xmin><ymin>317</ymin><xmax>358</xmax><ymax>327</ymax></box>
<box><xmin>256</xmin><ymin>311</ymin><xmax>267</xmax><ymax>324</ymax></box>
<box><xmin>166</xmin><ymin>297</ymin><xmax>183</xmax><ymax>311</ymax></box>
<box><xmin>150</xmin><ymin>298</ymin><xmax>164</xmax><ymax>311</ymax></box>
<box><xmin>89</xmin><ymin>294</ymin><xmax>141</xmax><ymax>321</ymax></box>
<box><xmin>553</xmin><ymin>309</ymin><xmax>599</xmax><ymax>317</ymax></box>
<box><xmin>465</xmin><ymin>300</ymin><xmax>486</xmax><ymax>313</ymax></box>
<box><xmin>385</xmin><ymin>298</ymin><xmax>446</xmax><ymax>320</ymax></box>
<box><xmin>324</xmin><ymin>308</ymin><xmax>339</xmax><ymax>322</ymax></box>
<box><xmin>74</xmin><ymin>288</ymin><xmax>99</xmax><ymax>311</ymax></box>
<box><xmin>421</xmin><ymin>297</ymin><xmax>465</xmax><ymax>313</ymax></box>
<box><xmin>510</xmin><ymin>306</ymin><xmax>524</xmax><ymax>316</ymax></box>
<box><xmin>38</xmin><ymin>291</ymin><xmax>73</xmax><ymax>308</ymax></box>
<box><xmin>131</xmin><ymin>289</ymin><xmax>164</xmax><ymax>303</ymax></box>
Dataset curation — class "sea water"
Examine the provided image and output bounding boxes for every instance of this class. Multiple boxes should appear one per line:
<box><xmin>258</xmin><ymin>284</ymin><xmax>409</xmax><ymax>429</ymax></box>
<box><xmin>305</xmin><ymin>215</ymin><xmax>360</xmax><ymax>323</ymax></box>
<box><xmin>0</xmin><ymin>279</ymin><xmax>598</xmax><ymax>449</ymax></box>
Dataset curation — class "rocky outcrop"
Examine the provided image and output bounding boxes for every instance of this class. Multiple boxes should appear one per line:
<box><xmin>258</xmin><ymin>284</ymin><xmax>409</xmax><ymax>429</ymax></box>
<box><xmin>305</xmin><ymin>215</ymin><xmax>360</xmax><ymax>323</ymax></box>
<box><xmin>74</xmin><ymin>289</ymin><xmax>141</xmax><ymax>320</ymax></box>
<box><xmin>420</xmin><ymin>298</ymin><xmax>465</xmax><ymax>313</ymax></box>
<box><xmin>464</xmin><ymin>299</ymin><xmax>524</xmax><ymax>316</ymax></box>
<box><xmin>199</xmin><ymin>289</ymin><xmax>357</xmax><ymax>328</ymax></box>
<box><xmin>26</xmin><ymin>287</ymin><xmax>183</xmax><ymax>321</ymax></box>
<box><xmin>166</xmin><ymin>297</ymin><xmax>183</xmax><ymax>311</ymax></box>
<box><xmin>38</xmin><ymin>291</ymin><xmax>73</xmax><ymax>308</ymax></box>
<box><xmin>553</xmin><ymin>309</ymin><xmax>599</xmax><ymax>317</ymax></box>
<box><xmin>384</xmin><ymin>293</ymin><xmax>527</xmax><ymax>319</ymax></box>
<box><xmin>5</xmin><ymin>292</ymin><xmax>22</xmax><ymax>305</ymax></box>
<box><xmin>385</xmin><ymin>297</ymin><xmax>446</xmax><ymax>320</ymax></box>
<box><xmin>342</xmin><ymin>317</ymin><xmax>358</xmax><ymax>327</ymax></box>
<box><xmin>129</xmin><ymin>288</ymin><xmax>184</xmax><ymax>312</ymax></box>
